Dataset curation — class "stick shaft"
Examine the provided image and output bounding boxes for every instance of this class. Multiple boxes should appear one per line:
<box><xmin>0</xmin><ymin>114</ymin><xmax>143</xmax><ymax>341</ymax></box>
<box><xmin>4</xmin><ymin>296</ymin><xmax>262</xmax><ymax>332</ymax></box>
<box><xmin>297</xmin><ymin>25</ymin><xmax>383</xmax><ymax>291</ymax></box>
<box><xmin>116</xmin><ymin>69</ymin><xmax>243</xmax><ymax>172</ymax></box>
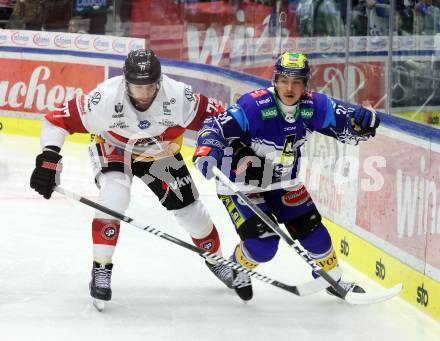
<box><xmin>212</xmin><ymin>167</ymin><xmax>347</xmax><ymax>298</ymax></box>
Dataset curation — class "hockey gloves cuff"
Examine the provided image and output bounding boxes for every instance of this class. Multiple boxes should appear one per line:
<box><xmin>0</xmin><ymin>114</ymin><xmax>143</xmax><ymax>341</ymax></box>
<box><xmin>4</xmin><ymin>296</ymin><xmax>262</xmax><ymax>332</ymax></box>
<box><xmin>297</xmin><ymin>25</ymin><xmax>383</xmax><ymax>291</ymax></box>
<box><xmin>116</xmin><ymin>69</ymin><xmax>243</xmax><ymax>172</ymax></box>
<box><xmin>30</xmin><ymin>148</ymin><xmax>63</xmax><ymax>199</ymax></box>
<box><xmin>193</xmin><ymin>145</ymin><xmax>224</xmax><ymax>180</ymax></box>
<box><xmin>194</xmin><ymin>129</ymin><xmax>227</xmax><ymax>180</ymax></box>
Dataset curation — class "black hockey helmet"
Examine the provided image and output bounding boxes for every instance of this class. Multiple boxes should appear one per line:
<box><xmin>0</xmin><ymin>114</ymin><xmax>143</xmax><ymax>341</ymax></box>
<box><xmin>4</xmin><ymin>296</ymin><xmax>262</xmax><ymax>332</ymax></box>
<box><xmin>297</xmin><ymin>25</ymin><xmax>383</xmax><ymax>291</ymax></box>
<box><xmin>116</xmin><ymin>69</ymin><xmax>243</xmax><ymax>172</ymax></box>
<box><xmin>123</xmin><ymin>49</ymin><xmax>161</xmax><ymax>85</ymax></box>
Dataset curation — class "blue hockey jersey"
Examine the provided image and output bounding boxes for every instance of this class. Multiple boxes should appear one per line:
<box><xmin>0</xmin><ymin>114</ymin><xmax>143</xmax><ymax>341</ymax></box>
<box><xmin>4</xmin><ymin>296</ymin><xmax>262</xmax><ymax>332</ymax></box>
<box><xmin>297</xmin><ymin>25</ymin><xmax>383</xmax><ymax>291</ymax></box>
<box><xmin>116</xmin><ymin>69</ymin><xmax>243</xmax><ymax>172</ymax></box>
<box><xmin>198</xmin><ymin>87</ymin><xmax>374</xmax><ymax>183</ymax></box>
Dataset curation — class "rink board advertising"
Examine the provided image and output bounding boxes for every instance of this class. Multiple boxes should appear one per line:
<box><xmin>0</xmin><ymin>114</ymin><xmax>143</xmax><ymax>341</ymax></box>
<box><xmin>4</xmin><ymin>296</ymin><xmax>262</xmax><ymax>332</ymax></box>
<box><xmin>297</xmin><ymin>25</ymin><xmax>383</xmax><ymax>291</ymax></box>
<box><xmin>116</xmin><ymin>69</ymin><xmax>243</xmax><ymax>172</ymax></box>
<box><xmin>0</xmin><ymin>29</ymin><xmax>439</xmax><ymax>321</ymax></box>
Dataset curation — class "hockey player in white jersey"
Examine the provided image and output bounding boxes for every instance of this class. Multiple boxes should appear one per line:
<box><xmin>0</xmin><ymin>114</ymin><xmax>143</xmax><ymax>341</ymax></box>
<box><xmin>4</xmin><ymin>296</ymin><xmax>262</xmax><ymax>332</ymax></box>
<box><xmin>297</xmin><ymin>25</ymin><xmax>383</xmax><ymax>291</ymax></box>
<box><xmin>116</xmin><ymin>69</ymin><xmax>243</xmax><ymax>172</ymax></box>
<box><xmin>30</xmin><ymin>49</ymin><xmax>233</xmax><ymax>309</ymax></box>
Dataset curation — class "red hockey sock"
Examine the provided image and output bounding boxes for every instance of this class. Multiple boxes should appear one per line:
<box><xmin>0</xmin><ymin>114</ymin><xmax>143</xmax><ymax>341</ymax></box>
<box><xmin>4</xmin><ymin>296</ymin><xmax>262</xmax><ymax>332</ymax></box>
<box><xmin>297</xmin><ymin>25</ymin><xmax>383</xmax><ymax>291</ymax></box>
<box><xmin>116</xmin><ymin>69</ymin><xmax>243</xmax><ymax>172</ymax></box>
<box><xmin>191</xmin><ymin>225</ymin><xmax>220</xmax><ymax>254</ymax></box>
<box><xmin>92</xmin><ymin>218</ymin><xmax>120</xmax><ymax>246</ymax></box>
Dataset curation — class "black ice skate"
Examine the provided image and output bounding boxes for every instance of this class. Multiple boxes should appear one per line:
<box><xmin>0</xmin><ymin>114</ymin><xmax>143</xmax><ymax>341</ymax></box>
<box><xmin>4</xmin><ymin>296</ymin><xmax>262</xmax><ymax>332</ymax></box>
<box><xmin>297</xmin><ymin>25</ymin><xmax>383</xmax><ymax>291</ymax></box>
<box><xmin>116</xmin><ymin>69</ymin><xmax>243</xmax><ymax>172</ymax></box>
<box><xmin>90</xmin><ymin>261</ymin><xmax>113</xmax><ymax>311</ymax></box>
<box><xmin>205</xmin><ymin>260</ymin><xmax>233</xmax><ymax>288</ymax></box>
<box><xmin>326</xmin><ymin>279</ymin><xmax>365</xmax><ymax>299</ymax></box>
<box><xmin>231</xmin><ymin>267</ymin><xmax>253</xmax><ymax>301</ymax></box>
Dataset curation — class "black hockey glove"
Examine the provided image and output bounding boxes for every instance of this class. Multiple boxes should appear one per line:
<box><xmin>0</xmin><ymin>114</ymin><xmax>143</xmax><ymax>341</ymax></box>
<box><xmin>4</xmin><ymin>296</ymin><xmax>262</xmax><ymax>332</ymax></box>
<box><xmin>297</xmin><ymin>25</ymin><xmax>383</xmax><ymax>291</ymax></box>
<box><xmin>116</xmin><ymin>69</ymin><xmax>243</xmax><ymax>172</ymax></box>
<box><xmin>30</xmin><ymin>147</ymin><xmax>62</xmax><ymax>199</ymax></box>
<box><xmin>231</xmin><ymin>141</ymin><xmax>268</xmax><ymax>187</ymax></box>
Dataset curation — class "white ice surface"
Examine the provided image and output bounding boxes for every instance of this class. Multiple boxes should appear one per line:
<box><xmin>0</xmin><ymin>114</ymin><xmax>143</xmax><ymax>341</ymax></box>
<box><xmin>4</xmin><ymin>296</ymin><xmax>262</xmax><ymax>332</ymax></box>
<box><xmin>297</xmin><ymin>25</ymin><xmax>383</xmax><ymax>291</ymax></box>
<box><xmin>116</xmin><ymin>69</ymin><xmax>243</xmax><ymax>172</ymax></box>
<box><xmin>1</xmin><ymin>134</ymin><xmax>439</xmax><ymax>341</ymax></box>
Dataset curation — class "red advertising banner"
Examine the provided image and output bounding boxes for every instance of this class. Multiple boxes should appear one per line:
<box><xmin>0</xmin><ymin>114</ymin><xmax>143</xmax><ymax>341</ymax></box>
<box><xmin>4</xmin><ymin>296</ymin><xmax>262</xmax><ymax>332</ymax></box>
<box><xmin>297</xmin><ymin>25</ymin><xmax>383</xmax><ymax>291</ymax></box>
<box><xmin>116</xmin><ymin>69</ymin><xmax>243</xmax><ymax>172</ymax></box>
<box><xmin>0</xmin><ymin>59</ymin><xmax>105</xmax><ymax>115</ymax></box>
<box><xmin>356</xmin><ymin>133</ymin><xmax>440</xmax><ymax>271</ymax></box>
<box><xmin>310</xmin><ymin>62</ymin><xmax>386</xmax><ymax>108</ymax></box>
<box><xmin>129</xmin><ymin>0</ymin><xmax>296</xmax><ymax>62</ymax></box>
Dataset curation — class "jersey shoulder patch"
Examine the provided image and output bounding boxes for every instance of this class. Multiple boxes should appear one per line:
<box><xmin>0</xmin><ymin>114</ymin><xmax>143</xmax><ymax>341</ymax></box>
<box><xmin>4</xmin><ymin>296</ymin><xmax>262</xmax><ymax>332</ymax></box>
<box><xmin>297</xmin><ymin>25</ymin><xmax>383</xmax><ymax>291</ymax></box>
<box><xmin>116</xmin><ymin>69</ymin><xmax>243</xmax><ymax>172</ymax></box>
<box><xmin>239</xmin><ymin>89</ymin><xmax>277</xmax><ymax>121</ymax></box>
<box><xmin>87</xmin><ymin>76</ymin><xmax>124</xmax><ymax>115</ymax></box>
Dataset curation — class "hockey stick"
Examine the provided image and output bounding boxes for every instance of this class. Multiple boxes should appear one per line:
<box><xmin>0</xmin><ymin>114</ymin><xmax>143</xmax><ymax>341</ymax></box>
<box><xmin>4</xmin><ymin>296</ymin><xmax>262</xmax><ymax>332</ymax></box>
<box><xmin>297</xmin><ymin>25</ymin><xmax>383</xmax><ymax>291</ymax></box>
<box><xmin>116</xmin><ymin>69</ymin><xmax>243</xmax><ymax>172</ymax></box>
<box><xmin>54</xmin><ymin>186</ymin><xmax>337</xmax><ymax>297</ymax></box>
<box><xmin>212</xmin><ymin>167</ymin><xmax>403</xmax><ymax>305</ymax></box>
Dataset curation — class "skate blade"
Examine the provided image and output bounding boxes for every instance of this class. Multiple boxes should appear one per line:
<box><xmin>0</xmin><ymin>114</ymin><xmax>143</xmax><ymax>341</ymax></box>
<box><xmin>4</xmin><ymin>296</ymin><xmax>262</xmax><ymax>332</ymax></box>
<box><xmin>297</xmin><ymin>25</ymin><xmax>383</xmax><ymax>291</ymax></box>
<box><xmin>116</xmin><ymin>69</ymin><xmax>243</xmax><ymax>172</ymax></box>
<box><xmin>93</xmin><ymin>298</ymin><xmax>105</xmax><ymax>312</ymax></box>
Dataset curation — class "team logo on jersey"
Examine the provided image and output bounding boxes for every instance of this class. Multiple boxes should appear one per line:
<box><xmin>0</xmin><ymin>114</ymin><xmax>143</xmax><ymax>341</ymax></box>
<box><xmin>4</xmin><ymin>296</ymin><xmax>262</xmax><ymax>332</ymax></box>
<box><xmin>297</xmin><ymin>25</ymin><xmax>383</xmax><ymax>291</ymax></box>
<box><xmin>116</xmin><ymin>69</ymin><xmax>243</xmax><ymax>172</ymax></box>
<box><xmin>163</xmin><ymin>101</ymin><xmax>172</xmax><ymax>115</ymax></box>
<box><xmin>281</xmin><ymin>134</ymin><xmax>296</xmax><ymax>164</ymax></box>
<box><xmin>282</xmin><ymin>134</ymin><xmax>296</xmax><ymax>156</ymax></box>
<box><xmin>283</xmin><ymin>126</ymin><xmax>296</xmax><ymax>132</ymax></box>
<box><xmin>138</xmin><ymin>120</ymin><xmax>151</xmax><ymax>129</ymax></box>
<box><xmin>261</xmin><ymin>107</ymin><xmax>277</xmax><ymax>120</ymax></box>
<box><xmin>159</xmin><ymin>118</ymin><xmax>175</xmax><ymax>127</ymax></box>
<box><xmin>284</xmin><ymin>113</ymin><xmax>296</xmax><ymax>123</ymax></box>
<box><xmin>256</xmin><ymin>97</ymin><xmax>272</xmax><ymax>106</ymax></box>
<box><xmin>115</xmin><ymin>102</ymin><xmax>123</xmax><ymax>113</ymax></box>
<box><xmin>300</xmin><ymin>108</ymin><xmax>314</xmax><ymax>120</ymax></box>
<box><xmin>90</xmin><ymin>92</ymin><xmax>101</xmax><ymax>105</ymax></box>
<box><xmin>185</xmin><ymin>87</ymin><xmax>195</xmax><ymax>101</ymax></box>
<box><xmin>109</xmin><ymin>121</ymin><xmax>129</xmax><ymax>129</ymax></box>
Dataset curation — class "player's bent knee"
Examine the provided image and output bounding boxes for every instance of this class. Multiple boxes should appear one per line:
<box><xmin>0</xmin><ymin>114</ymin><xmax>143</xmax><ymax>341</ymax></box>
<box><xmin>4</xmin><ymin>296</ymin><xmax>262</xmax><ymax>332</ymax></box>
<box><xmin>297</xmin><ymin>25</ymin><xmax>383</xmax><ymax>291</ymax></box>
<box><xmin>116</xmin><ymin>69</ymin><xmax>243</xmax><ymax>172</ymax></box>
<box><xmin>95</xmin><ymin>171</ymin><xmax>132</xmax><ymax>218</ymax></box>
<box><xmin>172</xmin><ymin>199</ymin><xmax>213</xmax><ymax>238</ymax></box>
<box><xmin>284</xmin><ymin>208</ymin><xmax>322</xmax><ymax>240</ymax></box>
<box><xmin>243</xmin><ymin>237</ymin><xmax>279</xmax><ymax>263</ymax></box>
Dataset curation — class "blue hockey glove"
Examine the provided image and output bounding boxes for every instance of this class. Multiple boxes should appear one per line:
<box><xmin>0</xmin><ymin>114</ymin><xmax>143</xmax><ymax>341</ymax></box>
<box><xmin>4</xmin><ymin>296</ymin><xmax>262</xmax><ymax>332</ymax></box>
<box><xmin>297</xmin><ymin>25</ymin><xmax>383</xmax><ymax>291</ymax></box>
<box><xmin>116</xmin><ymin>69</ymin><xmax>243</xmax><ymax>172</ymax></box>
<box><xmin>193</xmin><ymin>128</ymin><xmax>227</xmax><ymax>180</ymax></box>
<box><xmin>351</xmin><ymin>107</ymin><xmax>380</xmax><ymax>136</ymax></box>
<box><xmin>193</xmin><ymin>145</ymin><xmax>224</xmax><ymax>180</ymax></box>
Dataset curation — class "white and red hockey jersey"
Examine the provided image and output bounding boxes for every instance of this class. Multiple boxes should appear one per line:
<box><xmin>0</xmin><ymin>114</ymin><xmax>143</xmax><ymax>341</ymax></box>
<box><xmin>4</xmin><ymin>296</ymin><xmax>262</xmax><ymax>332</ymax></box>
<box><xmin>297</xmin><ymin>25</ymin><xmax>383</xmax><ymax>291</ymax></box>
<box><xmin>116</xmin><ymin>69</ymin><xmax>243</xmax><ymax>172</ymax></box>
<box><xmin>41</xmin><ymin>74</ymin><xmax>221</xmax><ymax>159</ymax></box>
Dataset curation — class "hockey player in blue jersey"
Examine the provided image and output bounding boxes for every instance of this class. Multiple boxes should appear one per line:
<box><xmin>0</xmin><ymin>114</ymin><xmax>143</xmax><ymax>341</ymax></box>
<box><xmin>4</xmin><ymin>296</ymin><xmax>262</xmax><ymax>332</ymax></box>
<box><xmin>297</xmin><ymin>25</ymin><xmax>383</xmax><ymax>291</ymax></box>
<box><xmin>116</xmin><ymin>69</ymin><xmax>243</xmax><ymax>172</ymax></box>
<box><xmin>192</xmin><ymin>51</ymin><xmax>380</xmax><ymax>301</ymax></box>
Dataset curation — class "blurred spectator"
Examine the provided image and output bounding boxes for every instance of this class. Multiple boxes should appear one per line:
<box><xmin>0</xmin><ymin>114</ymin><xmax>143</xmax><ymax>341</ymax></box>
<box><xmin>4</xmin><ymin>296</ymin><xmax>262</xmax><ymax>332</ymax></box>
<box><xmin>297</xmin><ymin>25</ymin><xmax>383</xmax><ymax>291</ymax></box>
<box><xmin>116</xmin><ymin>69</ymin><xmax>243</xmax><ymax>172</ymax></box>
<box><xmin>0</xmin><ymin>0</ymin><xmax>14</xmax><ymax>28</ymax></box>
<box><xmin>414</xmin><ymin>0</ymin><xmax>440</xmax><ymax>34</ymax></box>
<box><xmin>367</xmin><ymin>0</ymin><xmax>404</xmax><ymax>35</ymax></box>
<box><xmin>297</xmin><ymin>0</ymin><xmax>345</xmax><ymax>36</ymax></box>
<box><xmin>351</xmin><ymin>0</ymin><xmax>369</xmax><ymax>35</ymax></box>
<box><xmin>296</xmin><ymin>0</ymin><xmax>314</xmax><ymax>36</ymax></box>
<box><xmin>11</xmin><ymin>0</ymin><xmax>42</xmax><ymax>30</ymax></box>
<box><xmin>367</xmin><ymin>0</ymin><xmax>390</xmax><ymax>35</ymax></box>
<box><xmin>398</xmin><ymin>0</ymin><xmax>415</xmax><ymax>35</ymax></box>
<box><xmin>117</xmin><ymin>0</ymin><xmax>132</xmax><ymax>36</ymax></box>
<box><xmin>68</xmin><ymin>15</ymin><xmax>90</xmax><ymax>33</ymax></box>
<box><xmin>315</xmin><ymin>0</ymin><xmax>345</xmax><ymax>36</ymax></box>
<box><xmin>73</xmin><ymin>0</ymin><xmax>109</xmax><ymax>34</ymax></box>
<box><xmin>40</xmin><ymin>0</ymin><xmax>73</xmax><ymax>31</ymax></box>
